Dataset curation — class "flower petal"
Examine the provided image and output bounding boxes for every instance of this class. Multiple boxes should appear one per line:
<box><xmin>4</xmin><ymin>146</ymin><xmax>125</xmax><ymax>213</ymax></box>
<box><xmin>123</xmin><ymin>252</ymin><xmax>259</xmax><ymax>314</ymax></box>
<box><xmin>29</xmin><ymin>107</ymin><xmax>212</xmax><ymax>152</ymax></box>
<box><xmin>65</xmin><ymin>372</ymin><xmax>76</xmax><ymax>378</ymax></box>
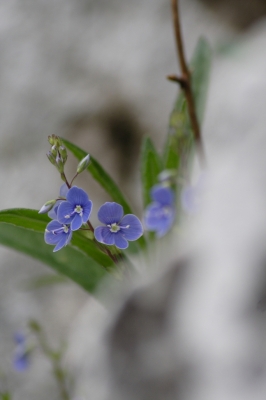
<box><xmin>156</xmin><ymin>215</ymin><xmax>175</xmax><ymax>237</ymax></box>
<box><xmin>144</xmin><ymin>204</ymin><xmax>163</xmax><ymax>229</ymax></box>
<box><xmin>57</xmin><ymin>201</ymin><xmax>75</xmax><ymax>224</ymax></box>
<box><xmin>46</xmin><ymin>220</ymin><xmax>63</xmax><ymax>231</ymax></box>
<box><xmin>65</xmin><ymin>230</ymin><xmax>73</xmax><ymax>246</ymax></box>
<box><xmin>144</xmin><ymin>203</ymin><xmax>175</xmax><ymax>237</ymax></box>
<box><xmin>151</xmin><ymin>185</ymin><xmax>174</xmax><ymax>206</ymax></box>
<box><xmin>82</xmin><ymin>200</ymin><xmax>93</xmax><ymax>223</ymax></box>
<box><xmin>13</xmin><ymin>351</ymin><xmax>29</xmax><ymax>371</ymax></box>
<box><xmin>114</xmin><ymin>232</ymin><xmax>128</xmax><ymax>249</ymax></box>
<box><xmin>67</xmin><ymin>186</ymin><xmax>89</xmax><ymax>206</ymax></box>
<box><xmin>45</xmin><ymin>230</ymin><xmax>60</xmax><ymax>245</ymax></box>
<box><xmin>120</xmin><ymin>214</ymin><xmax>143</xmax><ymax>240</ymax></box>
<box><xmin>94</xmin><ymin>226</ymin><xmax>115</xmax><ymax>245</ymax></box>
<box><xmin>45</xmin><ymin>221</ymin><xmax>63</xmax><ymax>244</ymax></box>
<box><xmin>53</xmin><ymin>236</ymin><xmax>68</xmax><ymax>252</ymax></box>
<box><xmin>71</xmin><ymin>213</ymin><xmax>82</xmax><ymax>231</ymax></box>
<box><xmin>59</xmin><ymin>183</ymin><xmax>69</xmax><ymax>198</ymax></box>
<box><xmin>48</xmin><ymin>200</ymin><xmax>63</xmax><ymax>219</ymax></box>
<box><xmin>97</xmin><ymin>202</ymin><xmax>123</xmax><ymax>225</ymax></box>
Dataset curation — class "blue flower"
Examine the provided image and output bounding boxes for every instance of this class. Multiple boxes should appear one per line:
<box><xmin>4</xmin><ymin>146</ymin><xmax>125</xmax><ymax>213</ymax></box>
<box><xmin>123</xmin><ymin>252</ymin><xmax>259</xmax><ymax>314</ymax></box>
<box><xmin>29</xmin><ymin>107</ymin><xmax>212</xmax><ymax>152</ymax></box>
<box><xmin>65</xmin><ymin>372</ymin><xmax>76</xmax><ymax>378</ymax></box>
<box><xmin>48</xmin><ymin>183</ymin><xmax>69</xmax><ymax>219</ymax></box>
<box><xmin>94</xmin><ymin>202</ymin><xmax>143</xmax><ymax>249</ymax></box>
<box><xmin>13</xmin><ymin>333</ymin><xmax>30</xmax><ymax>372</ymax></box>
<box><xmin>45</xmin><ymin>220</ymin><xmax>72</xmax><ymax>252</ymax></box>
<box><xmin>57</xmin><ymin>186</ymin><xmax>93</xmax><ymax>231</ymax></box>
<box><xmin>144</xmin><ymin>185</ymin><xmax>175</xmax><ymax>237</ymax></box>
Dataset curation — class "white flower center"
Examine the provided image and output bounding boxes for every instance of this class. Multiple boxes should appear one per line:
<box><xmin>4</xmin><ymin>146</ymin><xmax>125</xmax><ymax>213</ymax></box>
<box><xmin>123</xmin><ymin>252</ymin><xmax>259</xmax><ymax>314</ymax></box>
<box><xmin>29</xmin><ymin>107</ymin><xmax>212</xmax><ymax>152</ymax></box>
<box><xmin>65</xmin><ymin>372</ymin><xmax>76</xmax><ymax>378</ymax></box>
<box><xmin>74</xmin><ymin>205</ymin><xmax>83</xmax><ymax>216</ymax></box>
<box><xmin>63</xmin><ymin>225</ymin><xmax>69</xmax><ymax>233</ymax></box>
<box><xmin>109</xmin><ymin>223</ymin><xmax>120</xmax><ymax>233</ymax></box>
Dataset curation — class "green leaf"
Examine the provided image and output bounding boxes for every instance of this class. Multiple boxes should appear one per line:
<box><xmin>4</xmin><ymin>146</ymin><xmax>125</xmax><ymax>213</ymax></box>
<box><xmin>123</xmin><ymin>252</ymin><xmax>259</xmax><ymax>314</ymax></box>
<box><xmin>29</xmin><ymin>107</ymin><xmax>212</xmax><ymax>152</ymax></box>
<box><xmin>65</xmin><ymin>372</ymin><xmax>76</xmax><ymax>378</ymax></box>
<box><xmin>190</xmin><ymin>37</ymin><xmax>212</xmax><ymax>125</ymax></box>
<box><xmin>24</xmin><ymin>274</ymin><xmax>69</xmax><ymax>290</ymax></box>
<box><xmin>163</xmin><ymin>37</ymin><xmax>211</xmax><ymax>170</ymax></box>
<box><xmin>0</xmin><ymin>209</ymin><xmax>115</xmax><ymax>293</ymax></box>
<box><xmin>62</xmin><ymin>138</ymin><xmax>133</xmax><ymax>215</ymax></box>
<box><xmin>141</xmin><ymin>137</ymin><xmax>162</xmax><ymax>208</ymax></box>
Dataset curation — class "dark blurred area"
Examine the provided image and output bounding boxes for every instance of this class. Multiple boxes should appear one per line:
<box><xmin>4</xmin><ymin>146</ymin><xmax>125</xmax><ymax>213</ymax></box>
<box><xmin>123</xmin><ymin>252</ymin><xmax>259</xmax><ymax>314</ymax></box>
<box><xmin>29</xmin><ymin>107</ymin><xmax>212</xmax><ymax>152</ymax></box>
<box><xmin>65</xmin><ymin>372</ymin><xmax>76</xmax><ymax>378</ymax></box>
<box><xmin>199</xmin><ymin>0</ymin><xmax>266</xmax><ymax>29</ymax></box>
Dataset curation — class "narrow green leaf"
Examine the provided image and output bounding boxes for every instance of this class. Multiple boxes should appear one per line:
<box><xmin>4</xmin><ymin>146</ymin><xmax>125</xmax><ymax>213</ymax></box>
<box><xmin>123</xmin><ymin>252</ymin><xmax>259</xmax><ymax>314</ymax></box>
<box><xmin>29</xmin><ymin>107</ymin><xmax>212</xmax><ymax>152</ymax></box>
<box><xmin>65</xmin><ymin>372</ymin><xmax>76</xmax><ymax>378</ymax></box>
<box><xmin>190</xmin><ymin>37</ymin><xmax>212</xmax><ymax>125</ymax></box>
<box><xmin>163</xmin><ymin>37</ymin><xmax>211</xmax><ymax>169</ymax></box>
<box><xmin>141</xmin><ymin>137</ymin><xmax>162</xmax><ymax>208</ymax></box>
<box><xmin>0</xmin><ymin>208</ymin><xmax>50</xmax><ymax>231</ymax></box>
<box><xmin>62</xmin><ymin>138</ymin><xmax>133</xmax><ymax>215</ymax></box>
<box><xmin>0</xmin><ymin>209</ymin><xmax>115</xmax><ymax>293</ymax></box>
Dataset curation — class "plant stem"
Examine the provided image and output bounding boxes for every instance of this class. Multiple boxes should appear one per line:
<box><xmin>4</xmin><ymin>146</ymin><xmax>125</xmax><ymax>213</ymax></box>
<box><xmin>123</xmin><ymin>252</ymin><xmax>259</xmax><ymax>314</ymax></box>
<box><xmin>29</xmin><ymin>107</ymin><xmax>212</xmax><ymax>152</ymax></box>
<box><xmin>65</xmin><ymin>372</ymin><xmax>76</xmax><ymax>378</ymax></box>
<box><xmin>69</xmin><ymin>172</ymin><xmax>79</xmax><ymax>187</ymax></box>
<box><xmin>29</xmin><ymin>323</ymin><xmax>71</xmax><ymax>400</ymax></box>
<box><xmin>61</xmin><ymin>173</ymin><xmax>71</xmax><ymax>189</ymax></box>
<box><xmin>86</xmin><ymin>221</ymin><xmax>119</xmax><ymax>264</ymax></box>
<box><xmin>170</xmin><ymin>0</ymin><xmax>206</xmax><ymax>167</ymax></box>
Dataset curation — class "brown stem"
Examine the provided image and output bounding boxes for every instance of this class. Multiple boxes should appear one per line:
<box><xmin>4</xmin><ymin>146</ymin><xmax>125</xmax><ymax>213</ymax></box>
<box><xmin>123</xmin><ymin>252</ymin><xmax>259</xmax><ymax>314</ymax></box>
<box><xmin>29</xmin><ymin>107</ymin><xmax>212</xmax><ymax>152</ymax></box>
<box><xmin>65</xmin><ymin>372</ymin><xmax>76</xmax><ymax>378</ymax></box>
<box><xmin>69</xmin><ymin>172</ymin><xmax>79</xmax><ymax>187</ymax></box>
<box><xmin>87</xmin><ymin>220</ymin><xmax>94</xmax><ymax>233</ymax></box>
<box><xmin>61</xmin><ymin>173</ymin><xmax>71</xmax><ymax>189</ymax></box>
<box><xmin>170</xmin><ymin>0</ymin><xmax>206</xmax><ymax>167</ymax></box>
<box><xmin>86</xmin><ymin>221</ymin><xmax>119</xmax><ymax>264</ymax></box>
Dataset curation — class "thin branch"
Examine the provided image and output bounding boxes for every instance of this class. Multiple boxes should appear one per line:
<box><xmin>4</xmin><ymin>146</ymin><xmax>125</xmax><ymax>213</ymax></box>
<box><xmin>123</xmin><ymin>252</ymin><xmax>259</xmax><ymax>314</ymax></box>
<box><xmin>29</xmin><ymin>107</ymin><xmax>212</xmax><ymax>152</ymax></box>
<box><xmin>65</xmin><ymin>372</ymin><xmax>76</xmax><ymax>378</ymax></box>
<box><xmin>86</xmin><ymin>221</ymin><xmax>120</xmax><ymax>264</ymax></box>
<box><xmin>170</xmin><ymin>0</ymin><xmax>206</xmax><ymax>167</ymax></box>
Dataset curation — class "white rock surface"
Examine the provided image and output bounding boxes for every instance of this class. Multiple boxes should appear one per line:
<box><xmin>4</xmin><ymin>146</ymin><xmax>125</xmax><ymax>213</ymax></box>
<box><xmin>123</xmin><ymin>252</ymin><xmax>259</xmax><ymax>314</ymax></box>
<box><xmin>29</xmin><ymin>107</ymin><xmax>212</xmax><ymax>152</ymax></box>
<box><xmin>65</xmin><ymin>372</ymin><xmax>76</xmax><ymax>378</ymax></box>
<box><xmin>0</xmin><ymin>0</ymin><xmax>266</xmax><ymax>399</ymax></box>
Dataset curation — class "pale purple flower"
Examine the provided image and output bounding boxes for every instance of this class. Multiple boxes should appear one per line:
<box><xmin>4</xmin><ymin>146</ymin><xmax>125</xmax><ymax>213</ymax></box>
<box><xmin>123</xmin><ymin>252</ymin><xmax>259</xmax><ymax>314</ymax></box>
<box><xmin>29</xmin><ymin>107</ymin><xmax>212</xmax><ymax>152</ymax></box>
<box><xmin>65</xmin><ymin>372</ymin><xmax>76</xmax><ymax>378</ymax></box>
<box><xmin>144</xmin><ymin>185</ymin><xmax>175</xmax><ymax>237</ymax></box>
<box><xmin>13</xmin><ymin>333</ymin><xmax>30</xmax><ymax>372</ymax></box>
<box><xmin>181</xmin><ymin>173</ymin><xmax>207</xmax><ymax>214</ymax></box>
<box><xmin>57</xmin><ymin>186</ymin><xmax>92</xmax><ymax>231</ymax></box>
<box><xmin>45</xmin><ymin>220</ymin><xmax>72</xmax><ymax>252</ymax></box>
<box><xmin>94</xmin><ymin>202</ymin><xmax>143</xmax><ymax>249</ymax></box>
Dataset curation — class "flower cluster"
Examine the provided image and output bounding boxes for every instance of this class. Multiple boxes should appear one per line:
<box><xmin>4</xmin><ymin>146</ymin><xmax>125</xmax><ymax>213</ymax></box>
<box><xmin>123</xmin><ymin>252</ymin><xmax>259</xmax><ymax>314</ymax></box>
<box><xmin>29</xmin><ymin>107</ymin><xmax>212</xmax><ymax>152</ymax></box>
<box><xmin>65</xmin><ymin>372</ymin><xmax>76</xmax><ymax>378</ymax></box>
<box><xmin>41</xmin><ymin>137</ymin><xmax>180</xmax><ymax>255</ymax></box>
<box><xmin>144</xmin><ymin>184</ymin><xmax>175</xmax><ymax>237</ymax></box>
<box><xmin>41</xmin><ymin>184</ymin><xmax>143</xmax><ymax>252</ymax></box>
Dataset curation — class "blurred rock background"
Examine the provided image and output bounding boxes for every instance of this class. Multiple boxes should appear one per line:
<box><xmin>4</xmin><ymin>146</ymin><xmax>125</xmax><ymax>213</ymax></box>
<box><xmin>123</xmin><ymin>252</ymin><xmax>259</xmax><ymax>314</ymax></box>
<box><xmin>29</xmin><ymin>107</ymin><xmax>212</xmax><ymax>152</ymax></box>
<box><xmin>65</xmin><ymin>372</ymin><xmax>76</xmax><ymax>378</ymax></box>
<box><xmin>0</xmin><ymin>0</ymin><xmax>266</xmax><ymax>398</ymax></box>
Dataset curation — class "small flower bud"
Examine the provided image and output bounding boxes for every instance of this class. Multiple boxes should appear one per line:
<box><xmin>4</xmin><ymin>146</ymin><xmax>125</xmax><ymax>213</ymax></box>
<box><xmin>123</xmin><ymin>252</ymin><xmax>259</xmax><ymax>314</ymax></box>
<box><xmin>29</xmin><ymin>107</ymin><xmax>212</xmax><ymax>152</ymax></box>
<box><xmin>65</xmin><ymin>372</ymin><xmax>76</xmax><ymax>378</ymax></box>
<box><xmin>56</xmin><ymin>154</ymin><xmax>65</xmax><ymax>173</ymax></box>
<box><xmin>38</xmin><ymin>199</ymin><xmax>57</xmax><ymax>214</ymax></box>
<box><xmin>48</xmin><ymin>135</ymin><xmax>55</xmax><ymax>145</ymax></box>
<box><xmin>48</xmin><ymin>134</ymin><xmax>62</xmax><ymax>148</ymax></box>
<box><xmin>51</xmin><ymin>145</ymin><xmax>58</xmax><ymax>157</ymax></box>
<box><xmin>47</xmin><ymin>151</ymin><xmax>57</xmax><ymax>166</ymax></box>
<box><xmin>158</xmin><ymin>169</ymin><xmax>176</xmax><ymax>184</ymax></box>
<box><xmin>77</xmin><ymin>154</ymin><xmax>90</xmax><ymax>174</ymax></box>
<box><xmin>58</xmin><ymin>146</ymin><xmax>67</xmax><ymax>163</ymax></box>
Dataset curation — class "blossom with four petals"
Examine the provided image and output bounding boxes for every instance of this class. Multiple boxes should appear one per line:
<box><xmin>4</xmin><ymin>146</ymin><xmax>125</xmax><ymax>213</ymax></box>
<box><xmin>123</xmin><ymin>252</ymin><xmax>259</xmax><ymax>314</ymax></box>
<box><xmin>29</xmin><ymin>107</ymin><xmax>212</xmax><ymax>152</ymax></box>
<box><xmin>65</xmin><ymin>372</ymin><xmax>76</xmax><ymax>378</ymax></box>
<box><xmin>94</xmin><ymin>202</ymin><xmax>143</xmax><ymax>249</ymax></box>
<box><xmin>57</xmin><ymin>186</ymin><xmax>93</xmax><ymax>231</ymax></box>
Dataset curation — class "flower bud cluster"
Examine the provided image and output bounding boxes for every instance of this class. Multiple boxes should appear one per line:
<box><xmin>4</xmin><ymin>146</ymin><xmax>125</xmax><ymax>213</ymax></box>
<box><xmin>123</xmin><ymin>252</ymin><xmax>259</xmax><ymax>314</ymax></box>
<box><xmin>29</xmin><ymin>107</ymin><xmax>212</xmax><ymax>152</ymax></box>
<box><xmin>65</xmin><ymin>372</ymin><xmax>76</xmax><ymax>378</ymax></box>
<box><xmin>46</xmin><ymin>135</ymin><xmax>68</xmax><ymax>174</ymax></box>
